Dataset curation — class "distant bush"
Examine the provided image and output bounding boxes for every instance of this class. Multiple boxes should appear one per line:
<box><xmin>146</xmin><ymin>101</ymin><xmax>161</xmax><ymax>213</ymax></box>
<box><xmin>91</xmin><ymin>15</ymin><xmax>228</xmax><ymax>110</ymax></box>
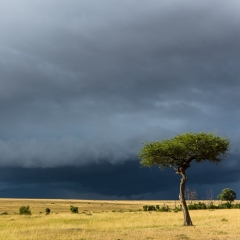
<box><xmin>218</xmin><ymin>202</ymin><xmax>232</xmax><ymax>209</ymax></box>
<box><xmin>232</xmin><ymin>203</ymin><xmax>240</xmax><ymax>209</ymax></box>
<box><xmin>70</xmin><ymin>205</ymin><xmax>78</xmax><ymax>213</ymax></box>
<box><xmin>0</xmin><ymin>212</ymin><xmax>8</xmax><ymax>215</ymax></box>
<box><xmin>186</xmin><ymin>201</ymin><xmax>240</xmax><ymax>210</ymax></box>
<box><xmin>143</xmin><ymin>205</ymin><xmax>148</xmax><ymax>211</ymax></box>
<box><xmin>217</xmin><ymin>202</ymin><xmax>240</xmax><ymax>209</ymax></box>
<box><xmin>142</xmin><ymin>201</ymin><xmax>240</xmax><ymax>212</ymax></box>
<box><xmin>174</xmin><ymin>205</ymin><xmax>182</xmax><ymax>212</ymax></box>
<box><xmin>188</xmin><ymin>202</ymin><xmax>207</xmax><ymax>210</ymax></box>
<box><xmin>207</xmin><ymin>202</ymin><xmax>218</xmax><ymax>209</ymax></box>
<box><xmin>45</xmin><ymin>208</ymin><xmax>51</xmax><ymax>215</ymax></box>
<box><xmin>158</xmin><ymin>205</ymin><xmax>170</xmax><ymax>212</ymax></box>
<box><xmin>142</xmin><ymin>205</ymin><xmax>170</xmax><ymax>212</ymax></box>
<box><xmin>19</xmin><ymin>205</ymin><xmax>31</xmax><ymax>215</ymax></box>
<box><xmin>142</xmin><ymin>205</ymin><xmax>156</xmax><ymax>211</ymax></box>
<box><xmin>148</xmin><ymin>205</ymin><xmax>156</xmax><ymax>211</ymax></box>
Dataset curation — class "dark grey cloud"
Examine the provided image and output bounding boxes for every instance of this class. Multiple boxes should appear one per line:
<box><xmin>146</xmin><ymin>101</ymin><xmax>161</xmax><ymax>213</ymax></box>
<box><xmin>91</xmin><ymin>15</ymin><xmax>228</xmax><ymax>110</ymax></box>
<box><xmin>0</xmin><ymin>1</ymin><xmax>240</xmax><ymax>198</ymax></box>
<box><xmin>0</xmin><ymin>157</ymin><xmax>239</xmax><ymax>199</ymax></box>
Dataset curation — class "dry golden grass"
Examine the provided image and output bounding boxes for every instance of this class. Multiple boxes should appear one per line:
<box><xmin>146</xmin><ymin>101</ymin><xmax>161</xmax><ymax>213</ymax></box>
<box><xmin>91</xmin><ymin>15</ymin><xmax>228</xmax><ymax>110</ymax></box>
<box><xmin>0</xmin><ymin>198</ymin><xmax>240</xmax><ymax>239</ymax></box>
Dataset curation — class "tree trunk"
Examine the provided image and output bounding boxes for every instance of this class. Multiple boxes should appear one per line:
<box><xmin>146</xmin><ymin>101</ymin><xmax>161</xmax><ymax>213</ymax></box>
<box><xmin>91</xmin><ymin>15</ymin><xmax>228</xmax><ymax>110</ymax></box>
<box><xmin>179</xmin><ymin>170</ymin><xmax>193</xmax><ymax>226</ymax></box>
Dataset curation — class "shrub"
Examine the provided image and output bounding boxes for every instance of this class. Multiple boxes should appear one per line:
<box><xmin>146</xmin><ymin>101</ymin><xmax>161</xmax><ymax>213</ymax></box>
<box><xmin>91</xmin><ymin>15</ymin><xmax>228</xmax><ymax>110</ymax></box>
<box><xmin>143</xmin><ymin>205</ymin><xmax>155</xmax><ymax>211</ymax></box>
<box><xmin>70</xmin><ymin>205</ymin><xmax>78</xmax><ymax>213</ymax></box>
<box><xmin>188</xmin><ymin>204</ymin><xmax>197</xmax><ymax>210</ymax></box>
<box><xmin>45</xmin><ymin>208</ymin><xmax>51</xmax><ymax>215</ymax></box>
<box><xmin>142</xmin><ymin>205</ymin><xmax>170</xmax><ymax>212</ymax></box>
<box><xmin>0</xmin><ymin>212</ymin><xmax>8</xmax><ymax>215</ymax></box>
<box><xmin>218</xmin><ymin>202</ymin><xmax>232</xmax><ymax>209</ymax></box>
<box><xmin>143</xmin><ymin>205</ymin><xmax>148</xmax><ymax>211</ymax></box>
<box><xmin>19</xmin><ymin>205</ymin><xmax>31</xmax><ymax>215</ymax></box>
<box><xmin>188</xmin><ymin>202</ymin><xmax>207</xmax><ymax>210</ymax></box>
<box><xmin>207</xmin><ymin>202</ymin><xmax>219</xmax><ymax>209</ymax></box>
<box><xmin>147</xmin><ymin>205</ymin><xmax>156</xmax><ymax>211</ymax></box>
<box><xmin>142</xmin><ymin>205</ymin><xmax>156</xmax><ymax>211</ymax></box>
<box><xmin>198</xmin><ymin>202</ymin><xmax>207</xmax><ymax>209</ymax></box>
<box><xmin>232</xmin><ymin>203</ymin><xmax>240</xmax><ymax>209</ymax></box>
<box><xmin>174</xmin><ymin>205</ymin><xmax>182</xmax><ymax>212</ymax></box>
<box><xmin>177</xmin><ymin>205</ymin><xmax>182</xmax><ymax>210</ymax></box>
<box><xmin>159</xmin><ymin>205</ymin><xmax>171</xmax><ymax>212</ymax></box>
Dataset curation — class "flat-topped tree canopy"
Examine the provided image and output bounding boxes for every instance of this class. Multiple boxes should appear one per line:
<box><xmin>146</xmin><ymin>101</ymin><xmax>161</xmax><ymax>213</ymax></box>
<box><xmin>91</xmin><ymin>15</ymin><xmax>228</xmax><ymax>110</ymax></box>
<box><xmin>138</xmin><ymin>132</ymin><xmax>230</xmax><ymax>171</ymax></box>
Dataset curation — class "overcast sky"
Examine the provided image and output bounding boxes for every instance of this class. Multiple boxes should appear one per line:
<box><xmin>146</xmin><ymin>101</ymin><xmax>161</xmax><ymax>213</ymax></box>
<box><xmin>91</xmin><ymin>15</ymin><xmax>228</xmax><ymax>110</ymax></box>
<box><xmin>0</xmin><ymin>0</ymin><xmax>240</xmax><ymax>200</ymax></box>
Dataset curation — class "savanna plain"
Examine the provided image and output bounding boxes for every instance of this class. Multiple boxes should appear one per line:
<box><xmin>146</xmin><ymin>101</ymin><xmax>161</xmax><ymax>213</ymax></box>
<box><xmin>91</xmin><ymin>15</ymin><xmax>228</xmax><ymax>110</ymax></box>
<box><xmin>0</xmin><ymin>198</ymin><xmax>240</xmax><ymax>240</ymax></box>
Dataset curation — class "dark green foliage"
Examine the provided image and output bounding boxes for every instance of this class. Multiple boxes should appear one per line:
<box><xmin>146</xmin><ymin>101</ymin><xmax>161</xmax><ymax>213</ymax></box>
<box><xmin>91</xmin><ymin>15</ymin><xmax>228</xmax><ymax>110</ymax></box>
<box><xmin>45</xmin><ymin>208</ymin><xmax>51</xmax><ymax>215</ymax></box>
<box><xmin>218</xmin><ymin>188</ymin><xmax>237</xmax><ymax>203</ymax></box>
<box><xmin>232</xmin><ymin>203</ymin><xmax>240</xmax><ymax>209</ymax></box>
<box><xmin>142</xmin><ymin>202</ymin><xmax>240</xmax><ymax>212</ymax></box>
<box><xmin>207</xmin><ymin>202</ymin><xmax>218</xmax><ymax>209</ymax></box>
<box><xmin>217</xmin><ymin>202</ymin><xmax>240</xmax><ymax>209</ymax></box>
<box><xmin>159</xmin><ymin>205</ymin><xmax>170</xmax><ymax>212</ymax></box>
<box><xmin>142</xmin><ymin>205</ymin><xmax>156</xmax><ymax>211</ymax></box>
<box><xmin>142</xmin><ymin>205</ymin><xmax>170</xmax><ymax>212</ymax></box>
<box><xmin>143</xmin><ymin>205</ymin><xmax>148</xmax><ymax>211</ymax></box>
<box><xmin>147</xmin><ymin>205</ymin><xmax>156</xmax><ymax>211</ymax></box>
<box><xmin>19</xmin><ymin>205</ymin><xmax>31</xmax><ymax>215</ymax></box>
<box><xmin>174</xmin><ymin>205</ymin><xmax>182</xmax><ymax>212</ymax></box>
<box><xmin>218</xmin><ymin>202</ymin><xmax>232</xmax><ymax>209</ymax></box>
<box><xmin>70</xmin><ymin>205</ymin><xmax>78</xmax><ymax>213</ymax></box>
<box><xmin>187</xmin><ymin>202</ymin><xmax>240</xmax><ymax>210</ymax></box>
<box><xmin>0</xmin><ymin>212</ymin><xmax>8</xmax><ymax>215</ymax></box>
<box><xmin>187</xmin><ymin>202</ymin><xmax>207</xmax><ymax>210</ymax></box>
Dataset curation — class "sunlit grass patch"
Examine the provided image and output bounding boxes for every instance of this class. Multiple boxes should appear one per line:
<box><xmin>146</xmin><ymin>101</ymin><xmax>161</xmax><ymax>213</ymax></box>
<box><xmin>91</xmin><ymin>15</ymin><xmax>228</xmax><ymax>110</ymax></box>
<box><xmin>0</xmin><ymin>199</ymin><xmax>240</xmax><ymax>239</ymax></box>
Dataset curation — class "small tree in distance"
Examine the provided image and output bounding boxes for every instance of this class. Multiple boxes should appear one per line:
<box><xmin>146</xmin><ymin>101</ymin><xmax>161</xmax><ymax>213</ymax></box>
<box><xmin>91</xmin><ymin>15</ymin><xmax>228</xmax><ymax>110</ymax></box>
<box><xmin>45</xmin><ymin>208</ymin><xmax>51</xmax><ymax>215</ymax></box>
<box><xmin>138</xmin><ymin>132</ymin><xmax>230</xmax><ymax>226</ymax></box>
<box><xmin>218</xmin><ymin>188</ymin><xmax>236</xmax><ymax>204</ymax></box>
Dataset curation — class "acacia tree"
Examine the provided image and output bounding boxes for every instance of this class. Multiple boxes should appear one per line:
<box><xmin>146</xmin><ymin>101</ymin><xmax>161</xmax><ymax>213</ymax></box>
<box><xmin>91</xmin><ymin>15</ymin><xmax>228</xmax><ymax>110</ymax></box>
<box><xmin>138</xmin><ymin>132</ymin><xmax>230</xmax><ymax>226</ymax></box>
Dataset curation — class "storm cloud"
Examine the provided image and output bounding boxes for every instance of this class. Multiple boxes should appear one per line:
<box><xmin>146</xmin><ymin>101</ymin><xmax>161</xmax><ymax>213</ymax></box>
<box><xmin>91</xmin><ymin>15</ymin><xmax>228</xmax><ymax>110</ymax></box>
<box><xmin>0</xmin><ymin>0</ymin><xmax>240</xmax><ymax>199</ymax></box>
